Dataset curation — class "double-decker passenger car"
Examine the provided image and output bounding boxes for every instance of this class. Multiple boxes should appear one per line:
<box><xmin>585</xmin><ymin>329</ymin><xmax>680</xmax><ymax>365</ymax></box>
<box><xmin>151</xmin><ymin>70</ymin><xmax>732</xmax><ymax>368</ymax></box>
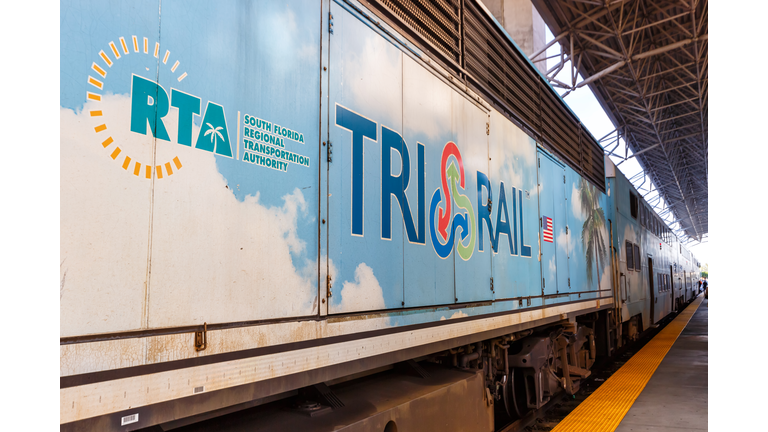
<box><xmin>605</xmin><ymin>159</ymin><xmax>700</xmax><ymax>343</ymax></box>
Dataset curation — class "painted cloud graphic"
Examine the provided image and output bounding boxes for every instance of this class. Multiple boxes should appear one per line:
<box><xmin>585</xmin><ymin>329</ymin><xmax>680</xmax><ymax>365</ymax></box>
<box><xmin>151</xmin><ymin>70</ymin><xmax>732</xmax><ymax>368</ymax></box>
<box><xmin>60</xmin><ymin>95</ymin><xmax>318</xmax><ymax>336</ymax></box>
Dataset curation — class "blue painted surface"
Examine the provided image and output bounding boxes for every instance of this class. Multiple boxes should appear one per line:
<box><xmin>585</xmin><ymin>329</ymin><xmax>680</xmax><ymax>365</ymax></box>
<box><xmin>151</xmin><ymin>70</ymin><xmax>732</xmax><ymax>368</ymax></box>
<box><xmin>61</xmin><ymin>0</ymin><xmax>654</xmax><ymax>337</ymax></box>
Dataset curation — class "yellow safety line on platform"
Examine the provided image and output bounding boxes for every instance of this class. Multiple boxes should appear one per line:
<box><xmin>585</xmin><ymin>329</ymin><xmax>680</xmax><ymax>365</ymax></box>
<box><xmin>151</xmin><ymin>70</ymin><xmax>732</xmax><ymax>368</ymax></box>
<box><xmin>551</xmin><ymin>295</ymin><xmax>704</xmax><ymax>432</ymax></box>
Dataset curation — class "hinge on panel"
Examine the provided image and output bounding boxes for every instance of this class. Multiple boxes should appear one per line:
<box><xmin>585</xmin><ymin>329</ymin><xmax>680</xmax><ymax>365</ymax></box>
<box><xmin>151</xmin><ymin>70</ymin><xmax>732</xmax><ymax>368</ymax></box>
<box><xmin>329</xmin><ymin>12</ymin><xmax>334</xmax><ymax>34</ymax></box>
<box><xmin>487</xmin><ymin>196</ymin><xmax>492</xmax><ymax>212</ymax></box>
<box><xmin>564</xmin><ymin>175</ymin><xmax>566</xmax><ymax>183</ymax></box>
<box><xmin>486</xmin><ymin>122</ymin><xmax>490</xmax><ymax>135</ymax></box>
<box><xmin>538</xmin><ymin>158</ymin><xmax>540</xmax><ymax>168</ymax></box>
<box><xmin>326</xmin><ymin>275</ymin><xmax>333</xmax><ymax>297</ymax></box>
<box><xmin>490</xmin><ymin>277</ymin><xmax>494</xmax><ymax>292</ymax></box>
<box><xmin>327</xmin><ymin>141</ymin><xmax>333</xmax><ymax>163</ymax></box>
<box><xmin>566</xmin><ymin>226</ymin><xmax>569</xmax><ymax>234</ymax></box>
<box><xmin>194</xmin><ymin>322</ymin><xmax>207</xmax><ymax>352</ymax></box>
<box><xmin>542</xmin><ymin>278</ymin><xmax>545</xmax><ymax>289</ymax></box>
<box><xmin>568</xmin><ymin>278</ymin><xmax>571</xmax><ymax>287</ymax></box>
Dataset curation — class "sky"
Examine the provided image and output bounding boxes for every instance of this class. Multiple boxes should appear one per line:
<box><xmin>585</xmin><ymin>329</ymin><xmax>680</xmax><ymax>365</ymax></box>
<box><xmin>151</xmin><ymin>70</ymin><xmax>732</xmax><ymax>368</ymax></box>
<box><xmin>542</xmin><ymin>26</ymin><xmax>709</xmax><ymax>269</ymax></box>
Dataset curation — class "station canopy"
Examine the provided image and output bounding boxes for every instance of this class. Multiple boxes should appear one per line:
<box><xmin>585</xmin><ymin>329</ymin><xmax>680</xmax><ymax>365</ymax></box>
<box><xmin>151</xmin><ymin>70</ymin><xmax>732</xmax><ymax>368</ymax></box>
<box><xmin>531</xmin><ymin>0</ymin><xmax>707</xmax><ymax>244</ymax></box>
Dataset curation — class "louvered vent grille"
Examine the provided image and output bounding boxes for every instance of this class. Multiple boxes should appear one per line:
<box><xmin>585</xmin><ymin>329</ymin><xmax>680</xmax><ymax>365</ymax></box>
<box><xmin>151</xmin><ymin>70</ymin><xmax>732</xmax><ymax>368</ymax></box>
<box><xmin>463</xmin><ymin>0</ymin><xmax>540</xmax><ymax>137</ymax></box>
<box><xmin>376</xmin><ymin>0</ymin><xmax>461</xmax><ymax>63</ymax></box>
<box><xmin>540</xmin><ymin>87</ymin><xmax>580</xmax><ymax>167</ymax></box>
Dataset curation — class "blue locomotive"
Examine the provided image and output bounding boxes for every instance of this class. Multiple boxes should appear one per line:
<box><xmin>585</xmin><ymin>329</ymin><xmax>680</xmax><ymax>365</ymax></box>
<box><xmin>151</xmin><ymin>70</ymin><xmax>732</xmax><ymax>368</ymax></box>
<box><xmin>59</xmin><ymin>0</ymin><xmax>699</xmax><ymax>429</ymax></box>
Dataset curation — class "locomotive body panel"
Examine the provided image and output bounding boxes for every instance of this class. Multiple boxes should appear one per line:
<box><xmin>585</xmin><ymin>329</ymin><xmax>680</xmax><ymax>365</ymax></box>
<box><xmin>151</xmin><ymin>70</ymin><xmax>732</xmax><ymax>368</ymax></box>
<box><xmin>60</xmin><ymin>1</ymin><xmax>696</xmax><ymax>429</ymax></box>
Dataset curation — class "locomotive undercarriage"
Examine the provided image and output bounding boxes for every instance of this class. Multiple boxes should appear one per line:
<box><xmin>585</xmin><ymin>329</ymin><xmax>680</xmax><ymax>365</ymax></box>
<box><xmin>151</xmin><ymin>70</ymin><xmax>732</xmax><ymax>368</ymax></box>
<box><xmin>150</xmin><ymin>313</ymin><xmax>612</xmax><ymax>431</ymax></box>
<box><xmin>424</xmin><ymin>316</ymin><xmax>598</xmax><ymax>424</ymax></box>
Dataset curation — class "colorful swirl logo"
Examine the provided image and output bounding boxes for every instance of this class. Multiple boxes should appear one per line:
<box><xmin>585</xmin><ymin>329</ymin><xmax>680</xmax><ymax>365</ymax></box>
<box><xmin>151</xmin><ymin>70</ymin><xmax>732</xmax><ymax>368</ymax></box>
<box><xmin>429</xmin><ymin>142</ymin><xmax>476</xmax><ymax>260</ymax></box>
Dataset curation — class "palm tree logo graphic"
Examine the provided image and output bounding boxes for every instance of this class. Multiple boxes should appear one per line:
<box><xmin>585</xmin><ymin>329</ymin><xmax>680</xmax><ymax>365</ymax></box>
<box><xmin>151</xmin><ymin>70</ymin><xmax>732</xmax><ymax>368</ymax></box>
<box><xmin>203</xmin><ymin>122</ymin><xmax>225</xmax><ymax>149</ymax></box>
<box><xmin>579</xmin><ymin>178</ymin><xmax>607</xmax><ymax>283</ymax></box>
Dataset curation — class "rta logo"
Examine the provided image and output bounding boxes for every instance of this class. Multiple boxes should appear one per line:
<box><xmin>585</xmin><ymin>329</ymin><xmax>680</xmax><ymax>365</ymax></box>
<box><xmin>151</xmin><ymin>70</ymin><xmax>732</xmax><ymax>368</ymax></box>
<box><xmin>83</xmin><ymin>34</ymin><xmax>197</xmax><ymax>179</ymax></box>
<box><xmin>130</xmin><ymin>75</ymin><xmax>233</xmax><ymax>158</ymax></box>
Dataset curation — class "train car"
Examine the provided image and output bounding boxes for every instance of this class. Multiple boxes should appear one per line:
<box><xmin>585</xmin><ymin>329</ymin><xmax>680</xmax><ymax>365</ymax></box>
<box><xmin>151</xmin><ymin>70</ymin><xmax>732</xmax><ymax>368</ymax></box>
<box><xmin>60</xmin><ymin>1</ymin><xmax>698</xmax><ymax>430</ymax></box>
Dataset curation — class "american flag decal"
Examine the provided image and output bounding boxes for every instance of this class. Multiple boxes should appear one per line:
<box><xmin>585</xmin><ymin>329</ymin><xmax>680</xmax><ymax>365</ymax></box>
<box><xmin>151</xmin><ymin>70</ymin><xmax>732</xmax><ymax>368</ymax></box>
<box><xmin>543</xmin><ymin>216</ymin><xmax>554</xmax><ymax>243</ymax></box>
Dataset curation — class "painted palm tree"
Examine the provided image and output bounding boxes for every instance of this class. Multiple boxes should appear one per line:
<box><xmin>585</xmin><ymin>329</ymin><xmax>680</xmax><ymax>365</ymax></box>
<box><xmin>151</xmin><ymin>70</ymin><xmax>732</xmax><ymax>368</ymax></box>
<box><xmin>204</xmin><ymin>123</ymin><xmax>224</xmax><ymax>149</ymax></box>
<box><xmin>579</xmin><ymin>178</ymin><xmax>607</xmax><ymax>283</ymax></box>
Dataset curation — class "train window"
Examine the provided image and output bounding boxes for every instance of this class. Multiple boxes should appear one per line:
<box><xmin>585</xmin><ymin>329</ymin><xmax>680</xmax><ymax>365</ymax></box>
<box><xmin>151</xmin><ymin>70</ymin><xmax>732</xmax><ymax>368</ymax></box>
<box><xmin>626</xmin><ymin>241</ymin><xmax>634</xmax><ymax>271</ymax></box>
<box><xmin>633</xmin><ymin>244</ymin><xmax>641</xmax><ymax>270</ymax></box>
<box><xmin>629</xmin><ymin>192</ymin><xmax>638</xmax><ymax>219</ymax></box>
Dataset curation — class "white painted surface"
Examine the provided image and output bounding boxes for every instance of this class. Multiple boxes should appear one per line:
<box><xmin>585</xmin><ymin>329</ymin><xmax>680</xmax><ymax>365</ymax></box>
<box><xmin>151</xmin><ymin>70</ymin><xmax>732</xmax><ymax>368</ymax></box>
<box><xmin>61</xmin><ymin>299</ymin><xmax>607</xmax><ymax>424</ymax></box>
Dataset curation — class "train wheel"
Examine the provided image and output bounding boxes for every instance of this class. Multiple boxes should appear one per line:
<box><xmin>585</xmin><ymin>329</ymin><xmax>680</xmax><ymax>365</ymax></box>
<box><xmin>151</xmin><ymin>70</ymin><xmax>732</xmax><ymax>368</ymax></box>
<box><xmin>503</xmin><ymin>368</ymin><xmax>529</xmax><ymax>420</ymax></box>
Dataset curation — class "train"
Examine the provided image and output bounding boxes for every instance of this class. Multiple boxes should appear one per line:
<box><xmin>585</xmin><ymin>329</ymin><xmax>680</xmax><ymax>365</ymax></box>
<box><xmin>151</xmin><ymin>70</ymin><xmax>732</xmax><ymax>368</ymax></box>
<box><xmin>59</xmin><ymin>0</ymin><xmax>700</xmax><ymax>430</ymax></box>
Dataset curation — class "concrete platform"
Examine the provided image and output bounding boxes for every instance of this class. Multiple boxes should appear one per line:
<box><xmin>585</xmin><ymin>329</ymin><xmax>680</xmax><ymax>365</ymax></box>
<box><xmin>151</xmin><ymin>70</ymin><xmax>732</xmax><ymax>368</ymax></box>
<box><xmin>615</xmin><ymin>298</ymin><xmax>708</xmax><ymax>432</ymax></box>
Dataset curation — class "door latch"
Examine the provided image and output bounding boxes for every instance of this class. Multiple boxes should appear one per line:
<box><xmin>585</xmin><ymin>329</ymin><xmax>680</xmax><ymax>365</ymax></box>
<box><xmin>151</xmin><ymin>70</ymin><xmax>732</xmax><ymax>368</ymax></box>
<box><xmin>195</xmin><ymin>322</ymin><xmax>207</xmax><ymax>352</ymax></box>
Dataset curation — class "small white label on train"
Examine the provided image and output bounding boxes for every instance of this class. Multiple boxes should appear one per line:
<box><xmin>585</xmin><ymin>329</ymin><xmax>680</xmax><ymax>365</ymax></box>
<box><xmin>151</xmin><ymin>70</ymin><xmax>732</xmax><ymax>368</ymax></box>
<box><xmin>121</xmin><ymin>413</ymin><xmax>139</xmax><ymax>426</ymax></box>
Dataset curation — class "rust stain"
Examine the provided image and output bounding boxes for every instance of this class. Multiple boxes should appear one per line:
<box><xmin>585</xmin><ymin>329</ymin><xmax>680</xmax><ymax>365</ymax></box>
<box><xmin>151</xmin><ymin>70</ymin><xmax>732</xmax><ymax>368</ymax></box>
<box><xmin>327</xmin><ymin>312</ymin><xmax>388</xmax><ymax>324</ymax></box>
<box><xmin>61</xmin><ymin>338</ymin><xmax>145</xmax><ymax>377</ymax></box>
